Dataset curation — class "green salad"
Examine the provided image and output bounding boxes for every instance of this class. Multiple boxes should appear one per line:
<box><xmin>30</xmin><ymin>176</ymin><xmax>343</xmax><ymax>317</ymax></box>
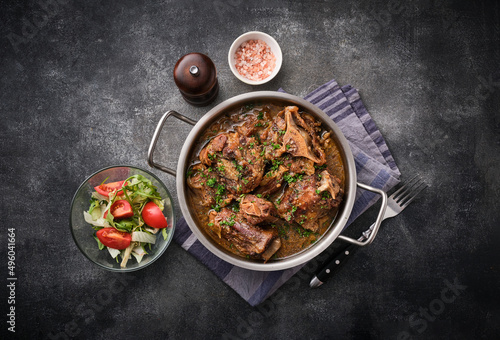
<box><xmin>83</xmin><ymin>175</ymin><xmax>169</xmax><ymax>268</ymax></box>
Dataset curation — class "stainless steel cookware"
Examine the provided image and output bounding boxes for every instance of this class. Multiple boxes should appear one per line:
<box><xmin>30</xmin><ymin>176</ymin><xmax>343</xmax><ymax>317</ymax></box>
<box><xmin>148</xmin><ymin>91</ymin><xmax>387</xmax><ymax>271</ymax></box>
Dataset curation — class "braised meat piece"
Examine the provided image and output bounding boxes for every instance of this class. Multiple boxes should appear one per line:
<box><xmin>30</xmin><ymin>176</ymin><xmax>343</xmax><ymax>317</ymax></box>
<box><xmin>207</xmin><ymin>194</ymin><xmax>282</xmax><ymax>259</ymax></box>
<box><xmin>258</xmin><ymin>106</ymin><xmax>326</xmax><ymax>165</ymax></box>
<box><xmin>257</xmin><ymin>156</ymin><xmax>315</xmax><ymax>196</ymax></box>
<box><xmin>240</xmin><ymin>194</ymin><xmax>279</xmax><ymax>225</ymax></box>
<box><xmin>199</xmin><ymin>134</ymin><xmax>227</xmax><ymax>165</ymax></box>
<box><xmin>199</xmin><ymin>132</ymin><xmax>265</xmax><ymax>194</ymax></box>
<box><xmin>259</xmin><ymin>110</ymin><xmax>288</xmax><ymax>161</ymax></box>
<box><xmin>276</xmin><ymin>170</ymin><xmax>343</xmax><ymax>232</ymax></box>
<box><xmin>280</xmin><ymin>106</ymin><xmax>326</xmax><ymax>165</ymax></box>
<box><xmin>234</xmin><ymin>115</ymin><xmax>259</xmax><ymax>137</ymax></box>
<box><xmin>317</xmin><ymin>170</ymin><xmax>342</xmax><ymax>200</ymax></box>
<box><xmin>186</xmin><ymin>163</ymin><xmax>235</xmax><ymax>209</ymax></box>
<box><xmin>255</xmin><ymin>163</ymin><xmax>288</xmax><ymax>196</ymax></box>
<box><xmin>234</xmin><ymin>104</ymin><xmax>274</xmax><ymax>137</ymax></box>
<box><xmin>288</xmin><ymin>157</ymin><xmax>315</xmax><ymax>176</ymax></box>
<box><xmin>208</xmin><ymin>208</ymin><xmax>276</xmax><ymax>256</ymax></box>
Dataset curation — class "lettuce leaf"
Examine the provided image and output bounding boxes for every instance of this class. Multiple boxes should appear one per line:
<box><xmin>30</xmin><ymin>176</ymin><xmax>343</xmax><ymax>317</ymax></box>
<box><xmin>107</xmin><ymin>247</ymin><xmax>121</xmax><ymax>258</ymax></box>
<box><xmin>84</xmin><ymin>211</ymin><xmax>107</xmax><ymax>227</ymax></box>
<box><xmin>93</xmin><ymin>236</ymin><xmax>106</xmax><ymax>250</ymax></box>
<box><xmin>131</xmin><ymin>231</ymin><xmax>156</xmax><ymax>244</ymax></box>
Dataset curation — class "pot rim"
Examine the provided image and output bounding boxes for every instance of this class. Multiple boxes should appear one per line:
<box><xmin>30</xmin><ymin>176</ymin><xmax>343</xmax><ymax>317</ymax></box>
<box><xmin>176</xmin><ymin>91</ymin><xmax>357</xmax><ymax>271</ymax></box>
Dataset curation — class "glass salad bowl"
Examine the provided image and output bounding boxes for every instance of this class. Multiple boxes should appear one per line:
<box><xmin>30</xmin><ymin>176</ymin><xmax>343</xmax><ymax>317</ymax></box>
<box><xmin>70</xmin><ymin>165</ymin><xmax>175</xmax><ymax>272</ymax></box>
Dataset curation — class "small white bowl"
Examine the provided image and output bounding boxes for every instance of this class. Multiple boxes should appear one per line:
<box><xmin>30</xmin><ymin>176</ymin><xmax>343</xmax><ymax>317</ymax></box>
<box><xmin>228</xmin><ymin>31</ymin><xmax>282</xmax><ymax>85</ymax></box>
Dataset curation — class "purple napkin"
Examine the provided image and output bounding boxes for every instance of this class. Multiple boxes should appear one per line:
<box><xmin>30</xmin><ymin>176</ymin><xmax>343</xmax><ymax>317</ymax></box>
<box><xmin>173</xmin><ymin>79</ymin><xmax>401</xmax><ymax>306</ymax></box>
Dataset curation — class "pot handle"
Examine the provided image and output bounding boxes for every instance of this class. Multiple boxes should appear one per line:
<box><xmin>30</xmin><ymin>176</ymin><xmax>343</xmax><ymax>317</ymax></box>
<box><xmin>336</xmin><ymin>182</ymin><xmax>388</xmax><ymax>246</ymax></box>
<box><xmin>147</xmin><ymin>110</ymin><xmax>197</xmax><ymax>177</ymax></box>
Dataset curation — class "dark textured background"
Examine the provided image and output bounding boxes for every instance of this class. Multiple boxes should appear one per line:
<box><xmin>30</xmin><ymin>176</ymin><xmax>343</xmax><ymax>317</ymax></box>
<box><xmin>1</xmin><ymin>0</ymin><xmax>499</xmax><ymax>339</ymax></box>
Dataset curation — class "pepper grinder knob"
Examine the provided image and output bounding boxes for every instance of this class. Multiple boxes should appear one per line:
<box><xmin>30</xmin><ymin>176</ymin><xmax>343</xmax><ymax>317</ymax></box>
<box><xmin>189</xmin><ymin>65</ymin><xmax>200</xmax><ymax>76</ymax></box>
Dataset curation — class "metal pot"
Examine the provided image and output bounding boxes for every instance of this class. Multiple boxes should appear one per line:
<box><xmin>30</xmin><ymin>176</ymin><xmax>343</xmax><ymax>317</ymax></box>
<box><xmin>148</xmin><ymin>91</ymin><xmax>387</xmax><ymax>271</ymax></box>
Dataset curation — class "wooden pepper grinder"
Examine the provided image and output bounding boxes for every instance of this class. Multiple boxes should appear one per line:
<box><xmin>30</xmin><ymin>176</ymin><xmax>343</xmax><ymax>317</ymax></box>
<box><xmin>173</xmin><ymin>53</ymin><xmax>219</xmax><ymax>106</ymax></box>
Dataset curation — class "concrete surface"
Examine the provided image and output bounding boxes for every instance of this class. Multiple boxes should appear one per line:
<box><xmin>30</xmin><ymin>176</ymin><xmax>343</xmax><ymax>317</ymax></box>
<box><xmin>1</xmin><ymin>0</ymin><xmax>499</xmax><ymax>339</ymax></box>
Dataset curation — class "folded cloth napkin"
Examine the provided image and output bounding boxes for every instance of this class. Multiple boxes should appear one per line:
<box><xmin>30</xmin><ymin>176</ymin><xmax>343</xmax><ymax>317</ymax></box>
<box><xmin>173</xmin><ymin>79</ymin><xmax>401</xmax><ymax>306</ymax></box>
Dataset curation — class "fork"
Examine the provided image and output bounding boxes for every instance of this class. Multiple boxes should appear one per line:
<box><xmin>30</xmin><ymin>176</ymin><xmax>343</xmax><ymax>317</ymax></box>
<box><xmin>310</xmin><ymin>176</ymin><xmax>428</xmax><ymax>288</ymax></box>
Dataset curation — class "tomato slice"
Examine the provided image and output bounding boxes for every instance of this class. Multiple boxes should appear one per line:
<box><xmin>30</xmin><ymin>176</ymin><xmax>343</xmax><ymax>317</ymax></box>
<box><xmin>94</xmin><ymin>180</ymin><xmax>125</xmax><ymax>197</ymax></box>
<box><xmin>96</xmin><ymin>227</ymin><xmax>132</xmax><ymax>250</ymax></box>
<box><xmin>142</xmin><ymin>201</ymin><xmax>168</xmax><ymax>228</ymax></box>
<box><xmin>104</xmin><ymin>200</ymin><xmax>134</xmax><ymax>220</ymax></box>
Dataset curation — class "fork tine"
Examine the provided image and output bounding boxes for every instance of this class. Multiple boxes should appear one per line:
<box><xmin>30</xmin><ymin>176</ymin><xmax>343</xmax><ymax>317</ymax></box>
<box><xmin>400</xmin><ymin>181</ymin><xmax>427</xmax><ymax>209</ymax></box>
<box><xmin>398</xmin><ymin>176</ymin><xmax>426</xmax><ymax>202</ymax></box>
<box><xmin>391</xmin><ymin>175</ymin><xmax>420</xmax><ymax>201</ymax></box>
<box><xmin>397</xmin><ymin>176</ymin><xmax>422</xmax><ymax>199</ymax></box>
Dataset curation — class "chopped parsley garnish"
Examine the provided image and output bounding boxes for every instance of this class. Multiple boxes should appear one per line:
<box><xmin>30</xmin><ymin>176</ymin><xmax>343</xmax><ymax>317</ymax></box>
<box><xmin>283</xmin><ymin>173</ymin><xmax>294</xmax><ymax>184</ymax></box>
<box><xmin>277</xmin><ymin>224</ymin><xmax>290</xmax><ymax>239</ymax></box>
<box><xmin>232</xmin><ymin>160</ymin><xmax>243</xmax><ymax>172</ymax></box>
<box><xmin>296</xmin><ymin>227</ymin><xmax>312</xmax><ymax>238</ymax></box>
<box><xmin>283</xmin><ymin>173</ymin><xmax>303</xmax><ymax>184</ymax></box>
<box><xmin>216</xmin><ymin>184</ymin><xmax>225</xmax><ymax>195</ymax></box>
<box><xmin>206</xmin><ymin>178</ymin><xmax>217</xmax><ymax>187</ymax></box>
<box><xmin>270</xmin><ymin>159</ymin><xmax>283</xmax><ymax>172</ymax></box>
<box><xmin>220</xmin><ymin>215</ymin><xmax>236</xmax><ymax>227</ymax></box>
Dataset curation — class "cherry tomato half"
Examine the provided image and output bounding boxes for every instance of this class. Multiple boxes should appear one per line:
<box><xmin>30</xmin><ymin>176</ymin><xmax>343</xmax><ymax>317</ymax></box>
<box><xmin>94</xmin><ymin>180</ymin><xmax>125</xmax><ymax>197</ymax></box>
<box><xmin>96</xmin><ymin>227</ymin><xmax>132</xmax><ymax>250</ymax></box>
<box><xmin>104</xmin><ymin>200</ymin><xmax>134</xmax><ymax>220</ymax></box>
<box><xmin>142</xmin><ymin>201</ymin><xmax>168</xmax><ymax>228</ymax></box>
